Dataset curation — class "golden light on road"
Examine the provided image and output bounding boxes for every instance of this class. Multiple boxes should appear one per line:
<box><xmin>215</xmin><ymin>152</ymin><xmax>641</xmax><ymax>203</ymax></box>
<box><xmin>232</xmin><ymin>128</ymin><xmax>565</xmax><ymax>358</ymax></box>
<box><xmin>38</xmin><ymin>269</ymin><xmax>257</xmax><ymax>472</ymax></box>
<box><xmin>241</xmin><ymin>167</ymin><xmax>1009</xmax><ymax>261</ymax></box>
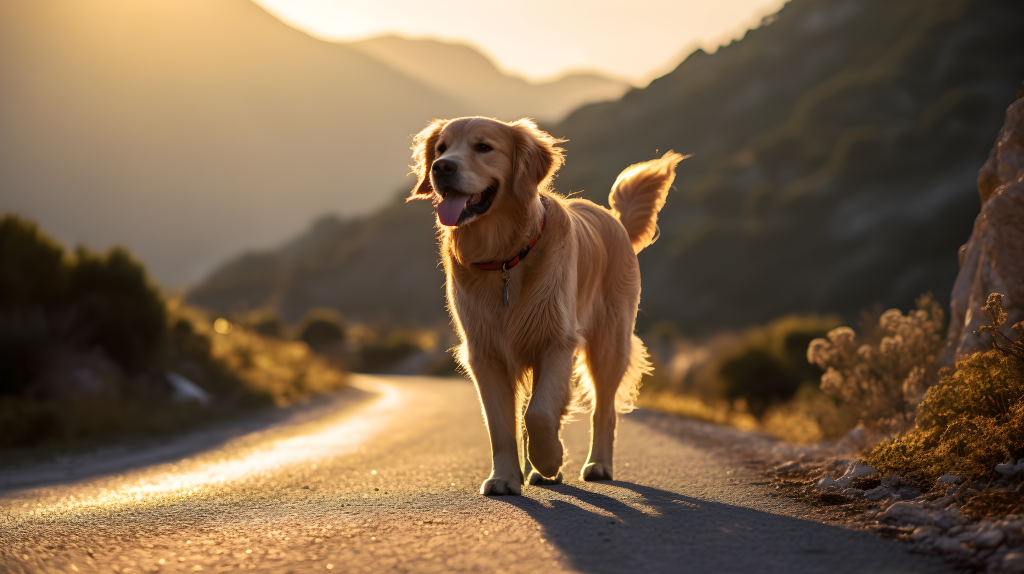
<box><xmin>22</xmin><ymin>378</ymin><xmax>403</xmax><ymax>517</ymax></box>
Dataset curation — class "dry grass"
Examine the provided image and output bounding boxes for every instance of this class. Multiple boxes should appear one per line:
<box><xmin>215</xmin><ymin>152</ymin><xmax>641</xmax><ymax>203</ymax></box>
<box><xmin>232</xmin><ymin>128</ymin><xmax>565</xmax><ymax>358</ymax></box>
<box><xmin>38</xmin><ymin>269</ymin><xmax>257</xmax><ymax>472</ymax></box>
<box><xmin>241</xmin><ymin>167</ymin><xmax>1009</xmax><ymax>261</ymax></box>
<box><xmin>174</xmin><ymin>304</ymin><xmax>347</xmax><ymax>407</ymax></box>
<box><xmin>637</xmin><ymin>391</ymin><xmax>760</xmax><ymax>431</ymax></box>
<box><xmin>866</xmin><ymin>294</ymin><xmax>1024</xmax><ymax>482</ymax></box>
<box><xmin>807</xmin><ymin>294</ymin><xmax>945</xmax><ymax>437</ymax></box>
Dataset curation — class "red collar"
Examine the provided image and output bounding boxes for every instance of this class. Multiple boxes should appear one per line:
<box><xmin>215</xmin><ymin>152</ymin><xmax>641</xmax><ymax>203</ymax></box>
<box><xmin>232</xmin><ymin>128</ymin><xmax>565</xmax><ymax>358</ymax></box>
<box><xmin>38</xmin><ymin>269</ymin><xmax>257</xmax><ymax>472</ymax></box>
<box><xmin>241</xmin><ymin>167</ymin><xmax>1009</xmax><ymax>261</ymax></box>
<box><xmin>472</xmin><ymin>216</ymin><xmax>545</xmax><ymax>271</ymax></box>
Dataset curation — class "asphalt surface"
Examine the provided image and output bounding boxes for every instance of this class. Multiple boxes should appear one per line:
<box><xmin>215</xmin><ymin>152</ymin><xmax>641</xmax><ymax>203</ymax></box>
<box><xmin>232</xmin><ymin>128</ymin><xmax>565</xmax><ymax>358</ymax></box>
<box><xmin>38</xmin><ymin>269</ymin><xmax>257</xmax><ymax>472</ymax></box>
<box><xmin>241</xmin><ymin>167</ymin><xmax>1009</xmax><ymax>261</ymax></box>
<box><xmin>0</xmin><ymin>375</ymin><xmax>954</xmax><ymax>573</ymax></box>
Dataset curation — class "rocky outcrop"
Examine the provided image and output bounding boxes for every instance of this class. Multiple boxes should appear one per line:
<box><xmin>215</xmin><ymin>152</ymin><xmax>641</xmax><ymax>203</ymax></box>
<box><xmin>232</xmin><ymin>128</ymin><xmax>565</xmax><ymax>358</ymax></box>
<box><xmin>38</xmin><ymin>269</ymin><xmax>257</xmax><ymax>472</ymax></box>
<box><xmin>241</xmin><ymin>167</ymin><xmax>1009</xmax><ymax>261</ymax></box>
<box><xmin>942</xmin><ymin>98</ymin><xmax>1024</xmax><ymax>364</ymax></box>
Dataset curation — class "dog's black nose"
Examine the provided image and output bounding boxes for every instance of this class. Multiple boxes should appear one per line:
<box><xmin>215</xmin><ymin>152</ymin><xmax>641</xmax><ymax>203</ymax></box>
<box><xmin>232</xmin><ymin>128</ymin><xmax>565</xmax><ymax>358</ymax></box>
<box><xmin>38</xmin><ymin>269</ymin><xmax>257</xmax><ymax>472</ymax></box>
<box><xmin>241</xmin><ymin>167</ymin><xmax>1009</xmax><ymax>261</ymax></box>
<box><xmin>432</xmin><ymin>158</ymin><xmax>457</xmax><ymax>176</ymax></box>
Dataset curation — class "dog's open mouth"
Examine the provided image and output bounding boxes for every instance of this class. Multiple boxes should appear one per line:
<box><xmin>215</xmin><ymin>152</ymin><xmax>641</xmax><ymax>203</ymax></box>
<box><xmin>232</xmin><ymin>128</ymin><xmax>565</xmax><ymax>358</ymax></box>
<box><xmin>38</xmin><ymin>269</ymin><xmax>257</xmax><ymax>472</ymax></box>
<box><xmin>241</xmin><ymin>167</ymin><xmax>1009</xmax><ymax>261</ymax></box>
<box><xmin>435</xmin><ymin>185</ymin><xmax>497</xmax><ymax>226</ymax></box>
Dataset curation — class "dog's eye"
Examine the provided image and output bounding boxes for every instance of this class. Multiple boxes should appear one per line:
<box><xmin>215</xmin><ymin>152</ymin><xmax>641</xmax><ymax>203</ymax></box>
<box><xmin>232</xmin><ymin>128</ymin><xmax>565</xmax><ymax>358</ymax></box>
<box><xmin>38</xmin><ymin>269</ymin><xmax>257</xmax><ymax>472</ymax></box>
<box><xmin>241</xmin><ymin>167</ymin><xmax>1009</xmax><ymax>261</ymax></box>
<box><xmin>437</xmin><ymin>143</ymin><xmax>447</xmax><ymax>154</ymax></box>
<box><xmin>475</xmin><ymin>143</ymin><xmax>492</xmax><ymax>152</ymax></box>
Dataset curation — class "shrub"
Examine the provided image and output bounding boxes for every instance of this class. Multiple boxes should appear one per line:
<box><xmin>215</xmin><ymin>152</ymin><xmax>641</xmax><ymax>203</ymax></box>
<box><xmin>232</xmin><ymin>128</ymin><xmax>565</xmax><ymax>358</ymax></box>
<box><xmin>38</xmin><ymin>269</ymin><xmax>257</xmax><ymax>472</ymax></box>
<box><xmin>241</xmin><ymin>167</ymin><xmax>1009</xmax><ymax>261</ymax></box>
<box><xmin>69</xmin><ymin>246</ymin><xmax>167</xmax><ymax>370</ymax></box>
<box><xmin>717</xmin><ymin>315</ymin><xmax>840</xmax><ymax>416</ymax></box>
<box><xmin>296</xmin><ymin>308</ymin><xmax>345</xmax><ymax>350</ymax></box>
<box><xmin>807</xmin><ymin>293</ymin><xmax>945</xmax><ymax>436</ymax></box>
<box><xmin>0</xmin><ymin>215</ymin><xmax>167</xmax><ymax>380</ymax></box>
<box><xmin>866</xmin><ymin>293</ymin><xmax>1024</xmax><ymax>481</ymax></box>
<box><xmin>0</xmin><ymin>215</ymin><xmax>67</xmax><ymax>308</ymax></box>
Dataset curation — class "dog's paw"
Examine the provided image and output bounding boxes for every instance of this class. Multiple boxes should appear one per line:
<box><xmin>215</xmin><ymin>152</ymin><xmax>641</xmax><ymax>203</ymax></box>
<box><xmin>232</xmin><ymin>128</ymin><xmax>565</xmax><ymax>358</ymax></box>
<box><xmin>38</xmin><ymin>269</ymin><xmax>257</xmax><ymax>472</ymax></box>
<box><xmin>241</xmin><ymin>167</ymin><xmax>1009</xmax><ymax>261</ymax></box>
<box><xmin>528</xmin><ymin>470</ymin><xmax>563</xmax><ymax>486</ymax></box>
<box><xmin>480</xmin><ymin>477</ymin><xmax>522</xmax><ymax>496</ymax></box>
<box><xmin>581</xmin><ymin>462</ymin><xmax>613</xmax><ymax>482</ymax></box>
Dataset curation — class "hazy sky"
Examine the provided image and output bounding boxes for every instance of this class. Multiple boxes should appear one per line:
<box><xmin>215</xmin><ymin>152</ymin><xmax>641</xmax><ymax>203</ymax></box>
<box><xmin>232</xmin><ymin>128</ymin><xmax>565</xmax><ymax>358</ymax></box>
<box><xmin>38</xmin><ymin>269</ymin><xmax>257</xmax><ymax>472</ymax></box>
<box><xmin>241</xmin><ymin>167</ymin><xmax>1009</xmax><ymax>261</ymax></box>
<box><xmin>253</xmin><ymin>0</ymin><xmax>789</xmax><ymax>84</ymax></box>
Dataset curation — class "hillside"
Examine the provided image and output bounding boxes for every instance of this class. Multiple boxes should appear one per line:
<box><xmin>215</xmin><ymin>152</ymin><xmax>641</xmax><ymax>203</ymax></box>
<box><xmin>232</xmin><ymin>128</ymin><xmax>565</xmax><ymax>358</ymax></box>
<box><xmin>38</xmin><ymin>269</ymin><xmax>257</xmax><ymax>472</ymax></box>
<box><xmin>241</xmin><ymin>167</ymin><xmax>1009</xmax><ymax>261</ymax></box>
<box><xmin>552</xmin><ymin>0</ymin><xmax>1024</xmax><ymax>333</ymax></box>
<box><xmin>0</xmin><ymin>1</ymin><xmax>622</xmax><ymax>287</ymax></box>
<box><xmin>188</xmin><ymin>0</ymin><xmax>1024</xmax><ymax>335</ymax></box>
<box><xmin>188</xmin><ymin>198</ymin><xmax>446</xmax><ymax>326</ymax></box>
<box><xmin>349</xmin><ymin>36</ymin><xmax>630</xmax><ymax>122</ymax></box>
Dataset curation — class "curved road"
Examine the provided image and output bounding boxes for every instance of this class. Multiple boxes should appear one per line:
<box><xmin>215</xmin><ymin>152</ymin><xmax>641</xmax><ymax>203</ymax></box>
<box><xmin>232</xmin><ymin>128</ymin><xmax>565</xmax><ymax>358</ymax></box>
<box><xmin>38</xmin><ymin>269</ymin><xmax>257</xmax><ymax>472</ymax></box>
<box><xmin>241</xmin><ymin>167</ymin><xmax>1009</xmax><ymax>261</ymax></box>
<box><xmin>0</xmin><ymin>375</ymin><xmax>953</xmax><ymax>573</ymax></box>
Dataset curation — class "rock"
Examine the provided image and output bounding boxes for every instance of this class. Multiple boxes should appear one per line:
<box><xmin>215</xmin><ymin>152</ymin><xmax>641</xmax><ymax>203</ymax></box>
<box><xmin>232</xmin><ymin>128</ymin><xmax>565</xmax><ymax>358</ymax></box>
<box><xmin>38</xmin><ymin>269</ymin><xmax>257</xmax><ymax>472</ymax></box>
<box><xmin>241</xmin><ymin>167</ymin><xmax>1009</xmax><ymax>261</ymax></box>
<box><xmin>975</xmin><ymin>528</ymin><xmax>1006</xmax><ymax>549</ymax></box>
<box><xmin>911</xmin><ymin>525</ymin><xmax>943</xmax><ymax>541</ymax></box>
<box><xmin>932</xmin><ymin>535</ymin><xmax>970</xmax><ymax>554</ymax></box>
<box><xmin>842</xmin><ymin>488</ymin><xmax>864</xmax><ymax>497</ymax></box>
<box><xmin>933</xmin><ymin>509</ymin><xmax>964</xmax><ymax>530</ymax></box>
<box><xmin>166</xmin><ymin>372</ymin><xmax>213</xmax><ymax>406</ymax></box>
<box><xmin>835</xmin><ymin>461</ymin><xmax>878</xmax><ymax>488</ymax></box>
<box><xmin>865</xmin><ymin>486</ymin><xmax>897</xmax><ymax>501</ymax></box>
<box><xmin>774</xmin><ymin>460</ymin><xmax>802</xmax><ymax>473</ymax></box>
<box><xmin>941</xmin><ymin>98</ymin><xmax>1024</xmax><ymax>365</ymax></box>
<box><xmin>1003</xmin><ymin>552</ymin><xmax>1024</xmax><ymax>574</ymax></box>
<box><xmin>897</xmin><ymin>487</ymin><xmax>923</xmax><ymax>500</ymax></box>
<box><xmin>937</xmin><ymin>474</ymin><xmax>962</xmax><ymax>484</ymax></box>
<box><xmin>879</xmin><ymin>501</ymin><xmax>933</xmax><ymax>525</ymax></box>
<box><xmin>996</xmin><ymin>460</ymin><xmax>1024</xmax><ymax>476</ymax></box>
<box><xmin>817</xmin><ymin>476</ymin><xmax>840</xmax><ymax>491</ymax></box>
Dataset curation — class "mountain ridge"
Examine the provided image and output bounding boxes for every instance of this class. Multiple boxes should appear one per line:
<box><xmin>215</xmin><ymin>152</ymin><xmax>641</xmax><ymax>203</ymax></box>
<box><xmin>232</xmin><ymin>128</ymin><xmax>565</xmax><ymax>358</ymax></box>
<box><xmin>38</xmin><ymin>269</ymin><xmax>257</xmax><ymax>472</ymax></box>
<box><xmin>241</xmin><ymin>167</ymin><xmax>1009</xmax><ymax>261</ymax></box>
<box><xmin>0</xmin><ymin>0</ymin><xmax>626</xmax><ymax>287</ymax></box>
<box><xmin>188</xmin><ymin>0</ymin><xmax>1024</xmax><ymax>335</ymax></box>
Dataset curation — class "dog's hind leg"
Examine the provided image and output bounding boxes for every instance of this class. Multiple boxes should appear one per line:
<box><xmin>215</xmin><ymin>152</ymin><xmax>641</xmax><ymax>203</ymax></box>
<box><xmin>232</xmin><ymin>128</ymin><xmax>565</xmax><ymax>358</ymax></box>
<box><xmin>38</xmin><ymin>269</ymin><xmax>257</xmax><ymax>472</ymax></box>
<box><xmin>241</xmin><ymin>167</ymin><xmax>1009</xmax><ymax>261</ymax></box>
<box><xmin>581</xmin><ymin>330</ymin><xmax>631</xmax><ymax>482</ymax></box>
<box><xmin>524</xmin><ymin>348</ymin><xmax>573</xmax><ymax>484</ymax></box>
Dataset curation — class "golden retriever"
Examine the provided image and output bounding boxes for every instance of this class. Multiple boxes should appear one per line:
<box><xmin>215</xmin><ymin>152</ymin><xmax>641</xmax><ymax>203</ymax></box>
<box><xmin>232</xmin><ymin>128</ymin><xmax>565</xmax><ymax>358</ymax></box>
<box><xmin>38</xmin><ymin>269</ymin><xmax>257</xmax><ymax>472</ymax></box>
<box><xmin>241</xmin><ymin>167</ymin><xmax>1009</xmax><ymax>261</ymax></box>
<box><xmin>408</xmin><ymin>117</ymin><xmax>682</xmax><ymax>495</ymax></box>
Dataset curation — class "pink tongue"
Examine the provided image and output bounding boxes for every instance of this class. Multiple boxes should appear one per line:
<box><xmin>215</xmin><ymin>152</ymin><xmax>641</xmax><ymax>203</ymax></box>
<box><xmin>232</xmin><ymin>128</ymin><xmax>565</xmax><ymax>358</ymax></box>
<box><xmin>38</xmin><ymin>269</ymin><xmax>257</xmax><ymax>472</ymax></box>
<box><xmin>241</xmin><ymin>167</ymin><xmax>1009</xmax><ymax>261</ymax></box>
<box><xmin>436</xmin><ymin>193</ymin><xmax>470</xmax><ymax>226</ymax></box>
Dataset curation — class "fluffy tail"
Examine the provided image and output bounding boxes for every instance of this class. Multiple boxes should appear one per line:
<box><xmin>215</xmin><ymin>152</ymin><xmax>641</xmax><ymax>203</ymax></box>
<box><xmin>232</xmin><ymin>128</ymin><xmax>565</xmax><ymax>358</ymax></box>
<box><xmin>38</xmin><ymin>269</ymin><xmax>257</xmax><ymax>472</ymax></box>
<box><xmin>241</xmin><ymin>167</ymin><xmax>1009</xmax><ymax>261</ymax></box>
<box><xmin>608</xmin><ymin>151</ymin><xmax>685</xmax><ymax>253</ymax></box>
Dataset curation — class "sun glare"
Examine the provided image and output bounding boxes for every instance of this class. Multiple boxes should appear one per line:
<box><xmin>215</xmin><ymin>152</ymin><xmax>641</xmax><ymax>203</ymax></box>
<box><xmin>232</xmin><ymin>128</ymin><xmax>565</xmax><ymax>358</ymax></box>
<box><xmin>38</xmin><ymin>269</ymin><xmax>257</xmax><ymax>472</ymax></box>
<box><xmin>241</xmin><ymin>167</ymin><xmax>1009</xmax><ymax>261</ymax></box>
<box><xmin>251</xmin><ymin>0</ymin><xmax>789</xmax><ymax>84</ymax></box>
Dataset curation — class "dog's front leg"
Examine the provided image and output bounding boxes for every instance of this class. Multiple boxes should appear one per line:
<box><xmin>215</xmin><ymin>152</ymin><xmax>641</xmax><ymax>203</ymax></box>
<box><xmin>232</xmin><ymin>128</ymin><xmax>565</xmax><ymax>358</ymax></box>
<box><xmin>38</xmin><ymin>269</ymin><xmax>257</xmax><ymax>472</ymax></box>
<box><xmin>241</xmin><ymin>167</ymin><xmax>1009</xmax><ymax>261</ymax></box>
<box><xmin>472</xmin><ymin>361</ymin><xmax>523</xmax><ymax>495</ymax></box>
<box><xmin>524</xmin><ymin>348</ymin><xmax>573</xmax><ymax>484</ymax></box>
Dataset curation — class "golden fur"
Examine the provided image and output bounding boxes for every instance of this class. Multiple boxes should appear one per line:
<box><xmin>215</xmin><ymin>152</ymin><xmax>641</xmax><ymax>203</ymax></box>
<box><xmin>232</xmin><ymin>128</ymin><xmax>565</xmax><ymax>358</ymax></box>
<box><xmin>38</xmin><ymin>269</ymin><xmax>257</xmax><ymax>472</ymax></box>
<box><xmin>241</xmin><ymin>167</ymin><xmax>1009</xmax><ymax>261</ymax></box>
<box><xmin>409</xmin><ymin>117</ymin><xmax>682</xmax><ymax>494</ymax></box>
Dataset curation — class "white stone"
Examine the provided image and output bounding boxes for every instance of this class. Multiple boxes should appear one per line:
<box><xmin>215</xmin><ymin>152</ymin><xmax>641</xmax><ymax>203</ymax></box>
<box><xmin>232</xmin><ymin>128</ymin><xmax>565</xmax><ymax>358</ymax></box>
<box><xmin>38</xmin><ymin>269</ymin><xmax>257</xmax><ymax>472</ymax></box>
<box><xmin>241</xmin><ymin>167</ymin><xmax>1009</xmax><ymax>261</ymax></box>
<box><xmin>936</xmin><ymin>474</ymin><xmax>962</xmax><ymax>484</ymax></box>
<box><xmin>166</xmin><ymin>371</ymin><xmax>212</xmax><ymax>406</ymax></box>
<box><xmin>864</xmin><ymin>486</ymin><xmax>895</xmax><ymax>501</ymax></box>
<box><xmin>817</xmin><ymin>476</ymin><xmax>840</xmax><ymax>491</ymax></box>
<box><xmin>995</xmin><ymin>462</ymin><xmax>1023</xmax><ymax>476</ymax></box>
<box><xmin>879</xmin><ymin>502</ymin><xmax>933</xmax><ymax>525</ymax></box>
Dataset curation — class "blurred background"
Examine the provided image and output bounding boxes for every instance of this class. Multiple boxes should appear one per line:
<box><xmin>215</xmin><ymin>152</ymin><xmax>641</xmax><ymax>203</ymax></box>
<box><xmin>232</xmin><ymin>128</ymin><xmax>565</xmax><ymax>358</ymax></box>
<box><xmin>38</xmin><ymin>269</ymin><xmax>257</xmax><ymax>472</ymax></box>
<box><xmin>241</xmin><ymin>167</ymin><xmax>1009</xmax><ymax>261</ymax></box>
<box><xmin>2</xmin><ymin>0</ymin><xmax>1023</xmax><ymax>451</ymax></box>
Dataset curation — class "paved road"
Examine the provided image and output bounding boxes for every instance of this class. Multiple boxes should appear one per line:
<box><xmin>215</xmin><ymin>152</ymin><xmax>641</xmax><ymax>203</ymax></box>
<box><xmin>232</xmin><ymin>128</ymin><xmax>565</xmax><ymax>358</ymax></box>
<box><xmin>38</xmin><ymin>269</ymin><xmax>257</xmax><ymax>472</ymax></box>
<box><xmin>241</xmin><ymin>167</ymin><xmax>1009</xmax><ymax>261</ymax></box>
<box><xmin>0</xmin><ymin>375</ymin><xmax>953</xmax><ymax>573</ymax></box>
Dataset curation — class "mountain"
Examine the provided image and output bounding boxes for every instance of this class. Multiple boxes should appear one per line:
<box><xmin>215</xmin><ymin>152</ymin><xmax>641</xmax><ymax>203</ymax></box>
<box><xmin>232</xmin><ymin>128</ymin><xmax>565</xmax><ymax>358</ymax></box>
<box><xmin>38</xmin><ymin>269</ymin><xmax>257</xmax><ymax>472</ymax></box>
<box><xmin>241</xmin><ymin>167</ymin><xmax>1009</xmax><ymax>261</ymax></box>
<box><xmin>551</xmin><ymin>0</ymin><xmax>1024</xmax><ymax>333</ymax></box>
<box><xmin>187</xmin><ymin>199</ymin><xmax>446</xmax><ymax>326</ymax></box>
<box><xmin>0</xmin><ymin>1</ymin><xmax>624</xmax><ymax>288</ymax></box>
<box><xmin>188</xmin><ymin>0</ymin><xmax>1024</xmax><ymax>336</ymax></box>
<box><xmin>348</xmin><ymin>36</ymin><xmax>631</xmax><ymax>122</ymax></box>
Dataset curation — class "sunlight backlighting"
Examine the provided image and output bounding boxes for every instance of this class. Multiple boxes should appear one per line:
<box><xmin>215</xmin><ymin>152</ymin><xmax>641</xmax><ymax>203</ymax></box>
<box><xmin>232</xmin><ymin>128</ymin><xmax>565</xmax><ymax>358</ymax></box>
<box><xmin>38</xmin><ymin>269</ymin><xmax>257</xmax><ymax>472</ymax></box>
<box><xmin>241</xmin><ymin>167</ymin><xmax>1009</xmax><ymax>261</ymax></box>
<box><xmin>252</xmin><ymin>0</ymin><xmax>789</xmax><ymax>84</ymax></box>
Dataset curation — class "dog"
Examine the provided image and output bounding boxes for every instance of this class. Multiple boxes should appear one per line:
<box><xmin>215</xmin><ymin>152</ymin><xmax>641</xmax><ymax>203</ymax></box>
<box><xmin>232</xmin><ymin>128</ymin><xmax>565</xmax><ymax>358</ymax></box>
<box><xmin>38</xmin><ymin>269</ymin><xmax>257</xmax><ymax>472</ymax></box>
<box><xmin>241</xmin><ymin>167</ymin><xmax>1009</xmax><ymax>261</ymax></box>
<box><xmin>408</xmin><ymin>116</ymin><xmax>682</xmax><ymax>495</ymax></box>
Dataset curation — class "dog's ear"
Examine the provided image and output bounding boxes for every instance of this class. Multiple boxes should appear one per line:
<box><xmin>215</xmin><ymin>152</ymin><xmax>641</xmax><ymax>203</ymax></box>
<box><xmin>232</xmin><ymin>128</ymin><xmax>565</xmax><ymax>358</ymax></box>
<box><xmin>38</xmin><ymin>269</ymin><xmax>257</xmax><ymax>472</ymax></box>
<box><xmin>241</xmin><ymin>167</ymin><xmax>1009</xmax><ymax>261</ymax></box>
<box><xmin>507</xmin><ymin>119</ymin><xmax>566</xmax><ymax>194</ymax></box>
<box><xmin>408</xmin><ymin>119</ymin><xmax>447</xmax><ymax>202</ymax></box>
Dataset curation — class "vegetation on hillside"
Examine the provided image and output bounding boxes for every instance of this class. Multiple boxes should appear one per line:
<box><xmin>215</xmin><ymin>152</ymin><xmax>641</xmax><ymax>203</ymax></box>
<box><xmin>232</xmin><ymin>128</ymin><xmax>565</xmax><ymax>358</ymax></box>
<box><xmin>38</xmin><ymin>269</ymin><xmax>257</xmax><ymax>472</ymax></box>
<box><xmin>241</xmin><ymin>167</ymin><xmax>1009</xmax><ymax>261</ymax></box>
<box><xmin>0</xmin><ymin>215</ymin><xmax>347</xmax><ymax>454</ymax></box>
<box><xmin>866</xmin><ymin>294</ymin><xmax>1024</xmax><ymax>484</ymax></box>
<box><xmin>639</xmin><ymin>314</ymin><xmax>850</xmax><ymax>442</ymax></box>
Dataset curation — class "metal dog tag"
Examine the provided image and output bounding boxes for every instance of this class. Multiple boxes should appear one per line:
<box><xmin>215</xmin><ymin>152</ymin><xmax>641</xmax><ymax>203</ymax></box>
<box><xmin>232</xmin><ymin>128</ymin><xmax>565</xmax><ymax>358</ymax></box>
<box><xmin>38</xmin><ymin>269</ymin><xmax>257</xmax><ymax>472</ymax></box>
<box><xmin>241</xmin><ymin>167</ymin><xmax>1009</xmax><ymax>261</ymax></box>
<box><xmin>501</xmin><ymin>266</ymin><xmax>511</xmax><ymax>307</ymax></box>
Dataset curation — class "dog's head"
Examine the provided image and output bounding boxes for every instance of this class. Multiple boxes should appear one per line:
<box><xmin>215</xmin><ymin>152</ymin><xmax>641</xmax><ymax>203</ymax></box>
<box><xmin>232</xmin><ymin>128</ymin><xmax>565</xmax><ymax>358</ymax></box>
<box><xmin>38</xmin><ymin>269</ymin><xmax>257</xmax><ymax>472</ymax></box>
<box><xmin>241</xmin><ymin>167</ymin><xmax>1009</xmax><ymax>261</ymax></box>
<box><xmin>408</xmin><ymin>117</ymin><xmax>565</xmax><ymax>227</ymax></box>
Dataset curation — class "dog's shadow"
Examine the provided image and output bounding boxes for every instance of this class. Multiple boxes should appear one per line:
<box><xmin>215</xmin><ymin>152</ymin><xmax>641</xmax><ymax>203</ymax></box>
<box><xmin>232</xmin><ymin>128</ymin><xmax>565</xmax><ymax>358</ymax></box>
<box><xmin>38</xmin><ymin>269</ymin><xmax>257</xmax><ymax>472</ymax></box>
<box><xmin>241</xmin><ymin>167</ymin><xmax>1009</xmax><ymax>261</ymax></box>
<box><xmin>495</xmin><ymin>481</ymin><xmax>949</xmax><ymax>574</ymax></box>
